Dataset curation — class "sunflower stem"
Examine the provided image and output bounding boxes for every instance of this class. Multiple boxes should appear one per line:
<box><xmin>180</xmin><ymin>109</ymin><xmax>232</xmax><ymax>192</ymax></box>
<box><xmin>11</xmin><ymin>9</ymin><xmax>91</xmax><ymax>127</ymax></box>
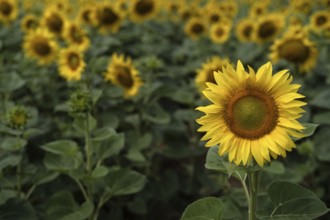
<box><xmin>248</xmin><ymin>166</ymin><xmax>260</xmax><ymax>220</ymax></box>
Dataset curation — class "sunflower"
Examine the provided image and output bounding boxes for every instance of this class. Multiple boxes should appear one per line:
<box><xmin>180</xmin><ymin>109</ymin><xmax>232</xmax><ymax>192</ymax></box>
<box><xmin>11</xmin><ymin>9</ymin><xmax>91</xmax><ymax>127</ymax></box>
<box><xmin>195</xmin><ymin>56</ymin><xmax>230</xmax><ymax>92</ymax></box>
<box><xmin>0</xmin><ymin>0</ymin><xmax>18</xmax><ymax>24</ymax></box>
<box><xmin>163</xmin><ymin>0</ymin><xmax>183</xmax><ymax>22</ymax></box>
<box><xmin>184</xmin><ymin>17</ymin><xmax>207</xmax><ymax>40</ymax></box>
<box><xmin>178</xmin><ymin>3</ymin><xmax>201</xmax><ymax>21</ymax></box>
<box><xmin>104</xmin><ymin>53</ymin><xmax>142</xmax><ymax>98</ymax></box>
<box><xmin>196</xmin><ymin>61</ymin><xmax>306</xmax><ymax>167</ymax></box>
<box><xmin>23</xmin><ymin>28</ymin><xmax>58</xmax><ymax>65</ymax></box>
<box><xmin>41</xmin><ymin>6</ymin><xmax>67</xmax><ymax>37</ymax></box>
<box><xmin>220</xmin><ymin>1</ymin><xmax>238</xmax><ymax>18</ymax></box>
<box><xmin>269</xmin><ymin>27</ymin><xmax>318</xmax><ymax>73</ymax></box>
<box><xmin>249</xmin><ymin>1</ymin><xmax>268</xmax><ymax>18</ymax></box>
<box><xmin>78</xmin><ymin>4</ymin><xmax>94</xmax><ymax>25</ymax></box>
<box><xmin>290</xmin><ymin>0</ymin><xmax>312</xmax><ymax>14</ymax></box>
<box><xmin>310</xmin><ymin>10</ymin><xmax>330</xmax><ymax>32</ymax></box>
<box><xmin>21</xmin><ymin>14</ymin><xmax>39</xmax><ymax>32</ymax></box>
<box><xmin>63</xmin><ymin>21</ymin><xmax>90</xmax><ymax>51</ymax></box>
<box><xmin>209</xmin><ymin>23</ymin><xmax>231</xmax><ymax>44</ymax></box>
<box><xmin>130</xmin><ymin>0</ymin><xmax>159</xmax><ymax>23</ymax></box>
<box><xmin>58</xmin><ymin>47</ymin><xmax>85</xmax><ymax>81</ymax></box>
<box><xmin>236</xmin><ymin>18</ymin><xmax>254</xmax><ymax>42</ymax></box>
<box><xmin>253</xmin><ymin>14</ymin><xmax>284</xmax><ymax>43</ymax></box>
<box><xmin>92</xmin><ymin>2</ymin><xmax>123</xmax><ymax>33</ymax></box>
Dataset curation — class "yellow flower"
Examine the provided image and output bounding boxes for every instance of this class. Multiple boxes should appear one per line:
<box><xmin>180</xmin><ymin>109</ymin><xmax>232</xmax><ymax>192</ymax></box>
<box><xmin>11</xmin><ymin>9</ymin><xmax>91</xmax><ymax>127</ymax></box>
<box><xmin>178</xmin><ymin>2</ymin><xmax>201</xmax><ymax>21</ymax></box>
<box><xmin>129</xmin><ymin>0</ymin><xmax>160</xmax><ymax>23</ymax></box>
<box><xmin>0</xmin><ymin>0</ymin><xmax>18</xmax><ymax>24</ymax></box>
<box><xmin>269</xmin><ymin>27</ymin><xmax>318</xmax><ymax>73</ymax></box>
<box><xmin>104</xmin><ymin>53</ymin><xmax>142</xmax><ymax>98</ymax></box>
<box><xmin>249</xmin><ymin>1</ymin><xmax>268</xmax><ymax>18</ymax></box>
<box><xmin>92</xmin><ymin>2</ymin><xmax>123</xmax><ymax>33</ymax></box>
<box><xmin>289</xmin><ymin>0</ymin><xmax>312</xmax><ymax>14</ymax></box>
<box><xmin>184</xmin><ymin>17</ymin><xmax>207</xmax><ymax>40</ymax></box>
<box><xmin>219</xmin><ymin>1</ymin><xmax>238</xmax><ymax>19</ymax></box>
<box><xmin>23</xmin><ymin>28</ymin><xmax>58</xmax><ymax>65</ymax></box>
<box><xmin>196</xmin><ymin>61</ymin><xmax>306</xmax><ymax>167</ymax></box>
<box><xmin>195</xmin><ymin>56</ymin><xmax>230</xmax><ymax>92</ymax></box>
<box><xmin>236</xmin><ymin>18</ymin><xmax>254</xmax><ymax>42</ymax></box>
<box><xmin>41</xmin><ymin>6</ymin><xmax>67</xmax><ymax>37</ymax></box>
<box><xmin>58</xmin><ymin>47</ymin><xmax>85</xmax><ymax>81</ymax></box>
<box><xmin>63</xmin><ymin>20</ymin><xmax>90</xmax><ymax>52</ymax></box>
<box><xmin>310</xmin><ymin>10</ymin><xmax>330</xmax><ymax>33</ymax></box>
<box><xmin>163</xmin><ymin>0</ymin><xmax>184</xmax><ymax>22</ymax></box>
<box><xmin>209</xmin><ymin>23</ymin><xmax>231</xmax><ymax>44</ymax></box>
<box><xmin>21</xmin><ymin>14</ymin><xmax>39</xmax><ymax>33</ymax></box>
<box><xmin>78</xmin><ymin>4</ymin><xmax>94</xmax><ymax>26</ymax></box>
<box><xmin>253</xmin><ymin>14</ymin><xmax>284</xmax><ymax>43</ymax></box>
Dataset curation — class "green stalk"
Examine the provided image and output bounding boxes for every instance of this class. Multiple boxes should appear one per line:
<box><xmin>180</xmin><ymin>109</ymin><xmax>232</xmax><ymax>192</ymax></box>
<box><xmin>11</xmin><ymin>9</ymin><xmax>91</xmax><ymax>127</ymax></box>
<box><xmin>85</xmin><ymin>113</ymin><xmax>91</xmax><ymax>172</ymax></box>
<box><xmin>248</xmin><ymin>168</ymin><xmax>260</xmax><ymax>220</ymax></box>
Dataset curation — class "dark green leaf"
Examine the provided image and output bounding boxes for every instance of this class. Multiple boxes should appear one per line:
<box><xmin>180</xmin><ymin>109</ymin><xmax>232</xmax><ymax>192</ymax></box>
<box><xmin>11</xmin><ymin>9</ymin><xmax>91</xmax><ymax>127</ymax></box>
<box><xmin>0</xmin><ymin>198</ymin><xmax>37</xmax><ymax>220</ymax></box>
<box><xmin>181</xmin><ymin>197</ymin><xmax>224</xmax><ymax>220</ymax></box>
<box><xmin>41</xmin><ymin>140</ymin><xmax>80</xmax><ymax>156</ymax></box>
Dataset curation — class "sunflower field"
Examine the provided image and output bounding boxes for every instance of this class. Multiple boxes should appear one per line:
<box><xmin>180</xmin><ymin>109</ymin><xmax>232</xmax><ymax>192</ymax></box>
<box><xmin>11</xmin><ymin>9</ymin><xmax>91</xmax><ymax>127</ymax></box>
<box><xmin>0</xmin><ymin>0</ymin><xmax>330</xmax><ymax>219</ymax></box>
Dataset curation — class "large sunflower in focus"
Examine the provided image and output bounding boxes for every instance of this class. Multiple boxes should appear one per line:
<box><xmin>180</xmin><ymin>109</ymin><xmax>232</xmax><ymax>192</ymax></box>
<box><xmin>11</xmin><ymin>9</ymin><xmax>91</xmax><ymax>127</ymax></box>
<box><xmin>253</xmin><ymin>14</ymin><xmax>284</xmax><ymax>43</ymax></box>
<box><xmin>130</xmin><ymin>0</ymin><xmax>159</xmax><ymax>23</ymax></box>
<box><xmin>0</xmin><ymin>0</ymin><xmax>18</xmax><ymax>24</ymax></box>
<box><xmin>63</xmin><ymin>21</ymin><xmax>90</xmax><ymax>51</ymax></box>
<box><xmin>23</xmin><ymin>28</ymin><xmax>58</xmax><ymax>65</ymax></box>
<box><xmin>58</xmin><ymin>47</ymin><xmax>85</xmax><ymax>81</ymax></box>
<box><xmin>196</xmin><ymin>61</ymin><xmax>306</xmax><ymax>167</ymax></box>
<box><xmin>270</xmin><ymin>27</ymin><xmax>318</xmax><ymax>72</ymax></box>
<box><xmin>104</xmin><ymin>53</ymin><xmax>142</xmax><ymax>98</ymax></box>
<box><xmin>195</xmin><ymin>56</ymin><xmax>229</xmax><ymax>92</ymax></box>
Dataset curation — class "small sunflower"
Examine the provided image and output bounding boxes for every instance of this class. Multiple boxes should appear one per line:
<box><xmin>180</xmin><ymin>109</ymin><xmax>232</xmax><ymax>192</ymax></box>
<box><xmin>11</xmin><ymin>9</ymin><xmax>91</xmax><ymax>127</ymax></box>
<box><xmin>195</xmin><ymin>56</ymin><xmax>230</xmax><ymax>92</ymax></box>
<box><xmin>163</xmin><ymin>0</ymin><xmax>183</xmax><ymax>22</ymax></box>
<box><xmin>270</xmin><ymin>27</ymin><xmax>318</xmax><ymax>73</ymax></box>
<box><xmin>21</xmin><ymin>14</ymin><xmax>39</xmax><ymax>33</ymax></box>
<box><xmin>41</xmin><ymin>6</ymin><xmax>67</xmax><ymax>37</ymax></box>
<box><xmin>249</xmin><ymin>1</ymin><xmax>268</xmax><ymax>18</ymax></box>
<box><xmin>92</xmin><ymin>2</ymin><xmax>123</xmax><ymax>33</ymax></box>
<box><xmin>236</xmin><ymin>18</ymin><xmax>254</xmax><ymax>42</ymax></box>
<box><xmin>220</xmin><ymin>1</ymin><xmax>238</xmax><ymax>18</ymax></box>
<box><xmin>290</xmin><ymin>0</ymin><xmax>312</xmax><ymax>14</ymax></box>
<box><xmin>63</xmin><ymin>21</ymin><xmax>90</xmax><ymax>51</ymax></box>
<box><xmin>0</xmin><ymin>0</ymin><xmax>18</xmax><ymax>24</ymax></box>
<box><xmin>78</xmin><ymin>4</ymin><xmax>94</xmax><ymax>25</ymax></box>
<box><xmin>58</xmin><ymin>47</ymin><xmax>85</xmax><ymax>81</ymax></box>
<box><xmin>104</xmin><ymin>53</ymin><xmax>142</xmax><ymax>98</ymax></box>
<box><xmin>130</xmin><ymin>0</ymin><xmax>159</xmax><ymax>23</ymax></box>
<box><xmin>196</xmin><ymin>61</ymin><xmax>306</xmax><ymax>167</ymax></box>
<box><xmin>184</xmin><ymin>17</ymin><xmax>207</xmax><ymax>40</ymax></box>
<box><xmin>23</xmin><ymin>28</ymin><xmax>58</xmax><ymax>65</ymax></box>
<box><xmin>178</xmin><ymin>3</ymin><xmax>201</xmax><ymax>21</ymax></box>
<box><xmin>209</xmin><ymin>23</ymin><xmax>231</xmax><ymax>44</ymax></box>
<box><xmin>310</xmin><ymin>10</ymin><xmax>330</xmax><ymax>32</ymax></box>
<box><xmin>253</xmin><ymin>14</ymin><xmax>284</xmax><ymax>43</ymax></box>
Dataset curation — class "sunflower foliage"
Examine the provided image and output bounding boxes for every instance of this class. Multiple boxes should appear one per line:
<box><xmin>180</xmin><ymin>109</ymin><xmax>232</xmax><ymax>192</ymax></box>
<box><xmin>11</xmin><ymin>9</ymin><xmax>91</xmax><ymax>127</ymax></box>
<box><xmin>0</xmin><ymin>0</ymin><xmax>329</xmax><ymax>219</ymax></box>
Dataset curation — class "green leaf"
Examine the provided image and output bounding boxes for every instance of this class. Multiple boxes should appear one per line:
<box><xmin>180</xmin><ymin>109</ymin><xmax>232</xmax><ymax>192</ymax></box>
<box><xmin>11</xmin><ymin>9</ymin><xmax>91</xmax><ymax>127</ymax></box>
<box><xmin>43</xmin><ymin>152</ymin><xmax>82</xmax><ymax>172</ymax></box>
<box><xmin>0</xmin><ymin>154</ymin><xmax>22</xmax><ymax>171</ymax></box>
<box><xmin>0</xmin><ymin>137</ymin><xmax>27</xmax><ymax>151</ymax></box>
<box><xmin>45</xmin><ymin>191</ymin><xmax>78</xmax><ymax>220</ymax></box>
<box><xmin>91</xmin><ymin>89</ymin><xmax>103</xmax><ymax>105</ymax></box>
<box><xmin>105</xmin><ymin>169</ymin><xmax>147</xmax><ymax>196</ymax></box>
<box><xmin>310</xmin><ymin>89</ymin><xmax>330</xmax><ymax>109</ymax></box>
<box><xmin>258</xmin><ymin>181</ymin><xmax>330</xmax><ymax>220</ymax></box>
<box><xmin>94</xmin><ymin>129</ymin><xmax>125</xmax><ymax>161</ymax></box>
<box><xmin>60</xmin><ymin>201</ymin><xmax>94</xmax><ymax>220</ymax></box>
<box><xmin>0</xmin><ymin>72</ymin><xmax>25</xmax><ymax>92</ymax></box>
<box><xmin>91</xmin><ymin>166</ymin><xmax>108</xmax><ymax>178</ymax></box>
<box><xmin>73</xmin><ymin>114</ymin><xmax>97</xmax><ymax>133</ymax></box>
<box><xmin>0</xmin><ymin>190</ymin><xmax>16</xmax><ymax>206</ymax></box>
<box><xmin>0</xmin><ymin>198</ymin><xmax>37</xmax><ymax>220</ymax></box>
<box><xmin>181</xmin><ymin>197</ymin><xmax>224</xmax><ymax>220</ymax></box>
<box><xmin>143</xmin><ymin>103</ymin><xmax>170</xmax><ymax>124</ymax></box>
<box><xmin>263</xmin><ymin>161</ymin><xmax>285</xmax><ymax>174</ymax></box>
<box><xmin>41</xmin><ymin>140</ymin><xmax>80</xmax><ymax>156</ymax></box>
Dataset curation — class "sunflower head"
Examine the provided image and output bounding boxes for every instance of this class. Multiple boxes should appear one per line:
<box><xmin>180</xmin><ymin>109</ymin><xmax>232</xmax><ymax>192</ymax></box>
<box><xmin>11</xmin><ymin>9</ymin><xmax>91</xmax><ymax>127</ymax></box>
<box><xmin>253</xmin><ymin>14</ymin><xmax>284</xmax><ymax>43</ymax></box>
<box><xmin>63</xmin><ymin>21</ymin><xmax>90</xmax><ymax>51</ymax></box>
<box><xmin>196</xmin><ymin>61</ymin><xmax>306</xmax><ymax>167</ymax></box>
<box><xmin>69</xmin><ymin>90</ymin><xmax>93</xmax><ymax>114</ymax></box>
<box><xmin>130</xmin><ymin>0</ymin><xmax>159</xmax><ymax>22</ymax></box>
<box><xmin>78</xmin><ymin>5</ymin><xmax>94</xmax><ymax>25</ymax></box>
<box><xmin>104</xmin><ymin>53</ymin><xmax>142</xmax><ymax>98</ymax></box>
<box><xmin>0</xmin><ymin>0</ymin><xmax>18</xmax><ymax>24</ymax></box>
<box><xmin>209</xmin><ymin>23</ymin><xmax>231</xmax><ymax>44</ymax></box>
<box><xmin>184</xmin><ymin>17</ymin><xmax>207</xmax><ymax>40</ymax></box>
<box><xmin>92</xmin><ymin>2</ymin><xmax>123</xmax><ymax>33</ymax></box>
<box><xmin>310</xmin><ymin>10</ymin><xmax>330</xmax><ymax>32</ymax></box>
<box><xmin>21</xmin><ymin>14</ymin><xmax>39</xmax><ymax>33</ymax></box>
<box><xmin>6</xmin><ymin>105</ymin><xmax>30</xmax><ymax>129</ymax></box>
<box><xmin>42</xmin><ymin>6</ymin><xmax>67</xmax><ymax>37</ymax></box>
<box><xmin>236</xmin><ymin>19</ymin><xmax>254</xmax><ymax>42</ymax></box>
<box><xmin>58</xmin><ymin>47</ymin><xmax>85</xmax><ymax>81</ymax></box>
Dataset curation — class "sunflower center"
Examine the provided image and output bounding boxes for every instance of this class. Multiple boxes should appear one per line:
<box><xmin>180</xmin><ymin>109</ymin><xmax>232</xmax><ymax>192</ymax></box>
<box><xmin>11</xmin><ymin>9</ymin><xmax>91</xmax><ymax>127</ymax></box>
<box><xmin>215</xmin><ymin>27</ymin><xmax>224</xmax><ymax>37</ymax></box>
<box><xmin>26</xmin><ymin>19</ymin><xmax>38</xmax><ymax>30</ymax></box>
<box><xmin>46</xmin><ymin>14</ymin><xmax>64</xmax><ymax>34</ymax></box>
<box><xmin>258</xmin><ymin>21</ymin><xmax>276</xmax><ymax>39</ymax></box>
<box><xmin>68</xmin><ymin>53</ymin><xmax>80</xmax><ymax>70</ymax></box>
<box><xmin>192</xmin><ymin>23</ymin><xmax>204</xmax><ymax>34</ymax></box>
<box><xmin>243</xmin><ymin>25</ymin><xmax>253</xmax><ymax>38</ymax></box>
<box><xmin>278</xmin><ymin>39</ymin><xmax>309</xmax><ymax>63</ymax></box>
<box><xmin>316</xmin><ymin>15</ymin><xmax>327</xmax><ymax>26</ymax></box>
<box><xmin>70</xmin><ymin>26</ymin><xmax>83</xmax><ymax>43</ymax></box>
<box><xmin>210</xmin><ymin>14</ymin><xmax>220</xmax><ymax>22</ymax></box>
<box><xmin>33</xmin><ymin>39</ymin><xmax>51</xmax><ymax>56</ymax></box>
<box><xmin>116</xmin><ymin>66</ymin><xmax>134</xmax><ymax>88</ymax></box>
<box><xmin>135</xmin><ymin>0</ymin><xmax>154</xmax><ymax>15</ymax></box>
<box><xmin>98</xmin><ymin>7</ymin><xmax>119</xmax><ymax>25</ymax></box>
<box><xmin>82</xmin><ymin>9</ymin><xmax>91</xmax><ymax>23</ymax></box>
<box><xmin>0</xmin><ymin>1</ymin><xmax>12</xmax><ymax>16</ymax></box>
<box><xmin>226</xmin><ymin>89</ymin><xmax>278</xmax><ymax>139</ymax></box>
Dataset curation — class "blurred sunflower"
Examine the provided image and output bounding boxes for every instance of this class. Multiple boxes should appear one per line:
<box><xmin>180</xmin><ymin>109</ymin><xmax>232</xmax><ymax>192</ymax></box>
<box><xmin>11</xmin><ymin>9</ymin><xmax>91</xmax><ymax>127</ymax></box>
<box><xmin>184</xmin><ymin>17</ymin><xmax>207</xmax><ymax>40</ymax></box>
<box><xmin>130</xmin><ymin>0</ymin><xmax>159</xmax><ymax>23</ymax></box>
<box><xmin>310</xmin><ymin>10</ymin><xmax>330</xmax><ymax>32</ymax></box>
<box><xmin>21</xmin><ymin>14</ymin><xmax>39</xmax><ymax>32</ymax></box>
<box><xmin>204</xmin><ymin>8</ymin><xmax>228</xmax><ymax>25</ymax></box>
<box><xmin>178</xmin><ymin>3</ymin><xmax>201</xmax><ymax>21</ymax></box>
<box><xmin>0</xmin><ymin>0</ymin><xmax>18</xmax><ymax>24</ymax></box>
<box><xmin>41</xmin><ymin>6</ymin><xmax>67</xmax><ymax>37</ymax></box>
<box><xmin>78</xmin><ymin>4</ymin><xmax>94</xmax><ymax>25</ymax></box>
<box><xmin>270</xmin><ymin>27</ymin><xmax>318</xmax><ymax>72</ymax></box>
<box><xmin>290</xmin><ymin>0</ymin><xmax>312</xmax><ymax>14</ymax></box>
<box><xmin>195</xmin><ymin>56</ymin><xmax>230</xmax><ymax>92</ymax></box>
<box><xmin>63</xmin><ymin>21</ymin><xmax>90</xmax><ymax>51</ymax></box>
<box><xmin>58</xmin><ymin>47</ymin><xmax>85</xmax><ymax>81</ymax></box>
<box><xmin>236</xmin><ymin>18</ymin><xmax>254</xmax><ymax>42</ymax></box>
<box><xmin>92</xmin><ymin>2</ymin><xmax>123</xmax><ymax>33</ymax></box>
<box><xmin>163</xmin><ymin>0</ymin><xmax>183</xmax><ymax>22</ymax></box>
<box><xmin>253</xmin><ymin>14</ymin><xmax>284</xmax><ymax>43</ymax></box>
<box><xmin>104</xmin><ymin>53</ymin><xmax>142</xmax><ymax>98</ymax></box>
<box><xmin>196</xmin><ymin>61</ymin><xmax>306</xmax><ymax>167</ymax></box>
<box><xmin>209</xmin><ymin>23</ymin><xmax>231</xmax><ymax>44</ymax></box>
<box><xmin>23</xmin><ymin>28</ymin><xmax>58</xmax><ymax>65</ymax></box>
<box><xmin>115</xmin><ymin>0</ymin><xmax>129</xmax><ymax>16</ymax></box>
<box><xmin>249</xmin><ymin>1</ymin><xmax>268</xmax><ymax>17</ymax></box>
<box><xmin>220</xmin><ymin>1</ymin><xmax>238</xmax><ymax>18</ymax></box>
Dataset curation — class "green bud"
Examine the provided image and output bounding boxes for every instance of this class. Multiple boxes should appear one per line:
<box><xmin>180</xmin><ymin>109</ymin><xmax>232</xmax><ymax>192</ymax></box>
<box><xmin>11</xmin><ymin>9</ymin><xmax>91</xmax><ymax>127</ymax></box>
<box><xmin>69</xmin><ymin>90</ymin><xmax>93</xmax><ymax>114</ymax></box>
<box><xmin>6</xmin><ymin>105</ymin><xmax>29</xmax><ymax>129</ymax></box>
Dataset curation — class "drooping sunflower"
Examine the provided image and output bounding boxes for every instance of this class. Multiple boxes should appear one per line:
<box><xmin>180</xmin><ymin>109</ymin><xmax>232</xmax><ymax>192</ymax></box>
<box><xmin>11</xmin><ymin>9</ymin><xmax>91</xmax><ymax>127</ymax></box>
<box><xmin>269</xmin><ymin>27</ymin><xmax>318</xmax><ymax>73</ymax></box>
<box><xmin>41</xmin><ymin>6</ymin><xmax>67</xmax><ymax>37</ymax></box>
<box><xmin>253</xmin><ymin>14</ymin><xmax>284</xmax><ymax>43</ymax></box>
<box><xmin>129</xmin><ymin>0</ymin><xmax>160</xmax><ymax>23</ymax></box>
<box><xmin>310</xmin><ymin>10</ymin><xmax>330</xmax><ymax>33</ymax></box>
<box><xmin>104</xmin><ymin>53</ymin><xmax>142</xmax><ymax>98</ymax></box>
<box><xmin>92</xmin><ymin>2</ymin><xmax>123</xmax><ymax>33</ymax></box>
<box><xmin>21</xmin><ymin>14</ymin><xmax>39</xmax><ymax>33</ymax></box>
<box><xmin>195</xmin><ymin>56</ymin><xmax>230</xmax><ymax>92</ymax></box>
<box><xmin>196</xmin><ymin>61</ymin><xmax>306</xmax><ymax>167</ymax></box>
<box><xmin>63</xmin><ymin>21</ymin><xmax>90</xmax><ymax>51</ymax></box>
<box><xmin>209</xmin><ymin>23</ymin><xmax>231</xmax><ymax>44</ymax></box>
<box><xmin>184</xmin><ymin>17</ymin><xmax>207</xmax><ymax>40</ymax></box>
<box><xmin>0</xmin><ymin>0</ymin><xmax>18</xmax><ymax>24</ymax></box>
<box><xmin>23</xmin><ymin>28</ymin><xmax>58</xmax><ymax>65</ymax></box>
<box><xmin>236</xmin><ymin>18</ymin><xmax>254</xmax><ymax>42</ymax></box>
<box><xmin>58</xmin><ymin>47</ymin><xmax>85</xmax><ymax>81</ymax></box>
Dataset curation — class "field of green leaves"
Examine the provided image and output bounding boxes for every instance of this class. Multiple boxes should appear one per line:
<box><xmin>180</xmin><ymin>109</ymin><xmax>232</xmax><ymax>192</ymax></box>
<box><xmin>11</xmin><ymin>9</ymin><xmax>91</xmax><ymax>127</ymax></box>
<box><xmin>0</xmin><ymin>0</ymin><xmax>330</xmax><ymax>219</ymax></box>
